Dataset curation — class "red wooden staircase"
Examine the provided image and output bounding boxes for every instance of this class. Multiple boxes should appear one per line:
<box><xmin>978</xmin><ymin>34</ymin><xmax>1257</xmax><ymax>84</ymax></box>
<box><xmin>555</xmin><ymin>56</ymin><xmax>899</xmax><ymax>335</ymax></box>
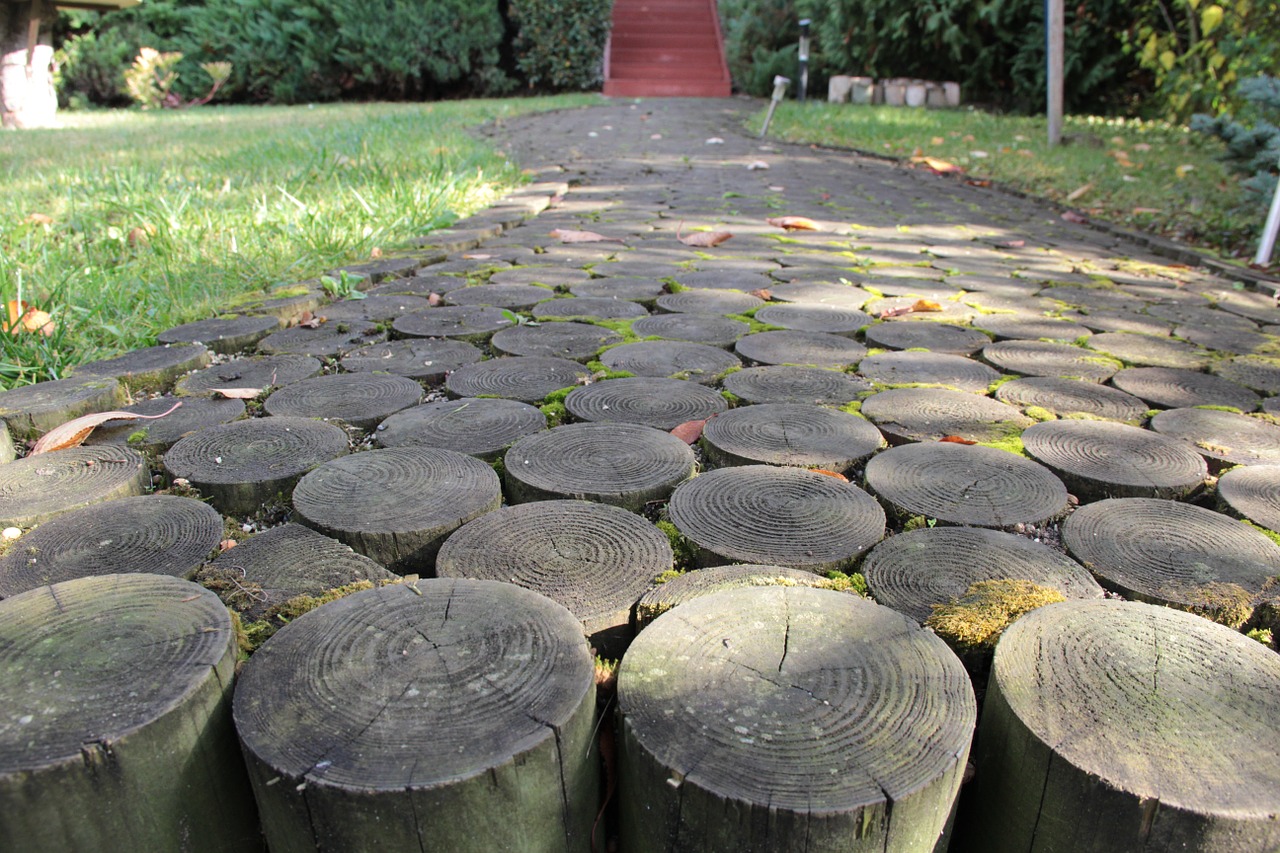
<box><xmin>603</xmin><ymin>0</ymin><xmax>732</xmax><ymax>98</ymax></box>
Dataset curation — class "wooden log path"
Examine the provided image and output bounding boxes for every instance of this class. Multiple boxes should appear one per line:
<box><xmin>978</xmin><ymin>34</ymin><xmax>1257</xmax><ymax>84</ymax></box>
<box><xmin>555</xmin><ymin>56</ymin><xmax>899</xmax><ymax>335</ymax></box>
<box><xmin>1</xmin><ymin>98</ymin><xmax>1280</xmax><ymax>851</ymax></box>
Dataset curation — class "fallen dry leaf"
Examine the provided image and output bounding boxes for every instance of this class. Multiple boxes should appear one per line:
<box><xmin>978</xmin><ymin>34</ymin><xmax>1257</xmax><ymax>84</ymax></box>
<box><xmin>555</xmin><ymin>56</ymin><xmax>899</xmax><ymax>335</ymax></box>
<box><xmin>1061</xmin><ymin>210</ymin><xmax>1089</xmax><ymax>224</ymax></box>
<box><xmin>1132</xmin><ymin>207</ymin><xmax>1162</xmax><ymax>215</ymax></box>
<box><xmin>766</xmin><ymin>216</ymin><xmax>822</xmax><ymax>232</ymax></box>
<box><xmin>909</xmin><ymin>156</ymin><xmax>964</xmax><ymax>175</ymax></box>
<box><xmin>809</xmin><ymin>469</ymin><xmax>849</xmax><ymax>482</ymax></box>
<box><xmin>549</xmin><ymin>228</ymin><xmax>626</xmax><ymax>244</ymax></box>
<box><xmin>370</xmin><ymin>247</ymin><xmax>383</xmax><ymax>259</ymax></box>
<box><xmin>211</xmin><ymin>388</ymin><xmax>263</xmax><ymax>399</ymax></box>
<box><xmin>297</xmin><ymin>311</ymin><xmax>326</xmax><ymax>329</ymax></box>
<box><xmin>219</xmin><ymin>539</ymin><xmax>237</xmax><ymax>552</ymax></box>
<box><xmin>670</xmin><ymin>418</ymin><xmax>709</xmax><ymax>444</ymax></box>
<box><xmin>30</xmin><ymin>401</ymin><xmax>183</xmax><ymax>455</ymax></box>
<box><xmin>911</xmin><ymin>299</ymin><xmax>943</xmax><ymax>312</ymax></box>
<box><xmin>5</xmin><ymin>300</ymin><xmax>55</xmax><ymax>336</ymax></box>
<box><xmin>25</xmin><ymin>213</ymin><xmax>53</xmax><ymax>225</ymax></box>
<box><xmin>747</xmin><ymin>160</ymin><xmax>770</xmax><ymax>170</ymax></box>
<box><xmin>427</xmin><ymin>292</ymin><xmax>443</xmax><ymax>307</ymax></box>
<box><xmin>877</xmin><ymin>299</ymin><xmax>943</xmax><ymax>320</ymax></box>
<box><xmin>748</xmin><ymin>288</ymin><xmax>773</xmax><ymax>301</ymax></box>
<box><xmin>1065</xmin><ymin>182</ymin><xmax>1094</xmax><ymax>202</ymax></box>
<box><xmin>676</xmin><ymin>221</ymin><xmax>733</xmax><ymax>248</ymax></box>
<box><xmin>939</xmin><ymin>435</ymin><xmax>978</xmax><ymax>445</ymax></box>
<box><xmin>995</xmin><ymin>240</ymin><xmax>1026</xmax><ymax>249</ymax></box>
<box><xmin>965</xmin><ymin>179</ymin><xmax>992</xmax><ymax>188</ymax></box>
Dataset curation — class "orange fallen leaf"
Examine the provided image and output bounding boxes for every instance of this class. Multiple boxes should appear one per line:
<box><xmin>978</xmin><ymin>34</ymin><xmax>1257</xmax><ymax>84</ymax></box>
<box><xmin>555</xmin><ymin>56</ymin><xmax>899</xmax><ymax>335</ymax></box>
<box><xmin>809</xmin><ymin>469</ymin><xmax>849</xmax><ymax>482</ymax></box>
<box><xmin>676</xmin><ymin>221</ymin><xmax>733</xmax><ymax>248</ymax></box>
<box><xmin>1132</xmin><ymin>207</ymin><xmax>1162</xmax><ymax>215</ymax></box>
<box><xmin>878</xmin><ymin>298</ymin><xmax>943</xmax><ymax>320</ymax></box>
<box><xmin>427</xmin><ymin>292</ymin><xmax>443</xmax><ymax>307</ymax></box>
<box><xmin>370</xmin><ymin>247</ymin><xmax>383</xmax><ymax>259</ymax></box>
<box><xmin>766</xmin><ymin>216</ymin><xmax>821</xmax><ymax>232</ymax></box>
<box><xmin>219</xmin><ymin>539</ymin><xmax>237</xmax><ymax>552</ymax></box>
<box><xmin>670</xmin><ymin>418</ymin><xmax>709</xmax><ymax>444</ymax></box>
<box><xmin>549</xmin><ymin>228</ymin><xmax>625</xmax><ymax>244</ymax></box>
<box><xmin>5</xmin><ymin>300</ymin><xmax>55</xmax><ymax>336</ymax></box>
<box><xmin>939</xmin><ymin>435</ymin><xmax>977</xmax><ymax>445</ymax></box>
<box><xmin>30</xmin><ymin>401</ymin><xmax>183</xmax><ymax>455</ymax></box>
<box><xmin>995</xmin><ymin>240</ymin><xmax>1026</xmax><ymax>249</ymax></box>
<box><xmin>911</xmin><ymin>299</ymin><xmax>943</xmax><ymax>312</ymax></box>
<box><xmin>297</xmin><ymin>311</ymin><xmax>326</xmax><ymax>329</ymax></box>
<box><xmin>211</xmin><ymin>388</ymin><xmax>263</xmax><ymax>399</ymax></box>
<box><xmin>25</xmin><ymin>212</ymin><xmax>53</xmax><ymax>225</ymax></box>
<box><xmin>1065</xmin><ymin>182</ymin><xmax>1093</xmax><ymax>202</ymax></box>
<box><xmin>748</xmin><ymin>288</ymin><xmax>773</xmax><ymax>301</ymax></box>
<box><xmin>965</xmin><ymin>179</ymin><xmax>992</xmax><ymax>188</ymax></box>
<box><xmin>909</xmin><ymin>156</ymin><xmax>964</xmax><ymax>175</ymax></box>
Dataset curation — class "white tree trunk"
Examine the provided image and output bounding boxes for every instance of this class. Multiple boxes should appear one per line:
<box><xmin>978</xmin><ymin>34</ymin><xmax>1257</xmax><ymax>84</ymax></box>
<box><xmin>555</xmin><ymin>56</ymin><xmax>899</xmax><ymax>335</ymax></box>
<box><xmin>1</xmin><ymin>0</ymin><xmax>57</xmax><ymax>129</ymax></box>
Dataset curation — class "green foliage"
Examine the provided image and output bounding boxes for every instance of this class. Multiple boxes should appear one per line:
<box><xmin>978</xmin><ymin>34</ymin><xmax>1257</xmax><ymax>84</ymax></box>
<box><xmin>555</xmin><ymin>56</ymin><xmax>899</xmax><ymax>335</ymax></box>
<box><xmin>1192</xmin><ymin>75</ymin><xmax>1280</xmax><ymax>205</ymax></box>
<box><xmin>122</xmin><ymin>47</ymin><xmax>183</xmax><ymax>109</ymax></box>
<box><xmin>1121</xmin><ymin>0</ymin><xmax>1280</xmax><ymax>121</ymax></box>
<box><xmin>718</xmin><ymin>0</ymin><xmax>819</xmax><ymax>97</ymax></box>
<box><xmin>509</xmin><ymin>0</ymin><xmax>614</xmax><ymax>91</ymax></box>
<box><xmin>55</xmin><ymin>11</ymin><xmax>153</xmax><ymax>108</ymax></box>
<box><xmin>321</xmin><ymin>271</ymin><xmax>367</xmax><ymax>301</ymax></box>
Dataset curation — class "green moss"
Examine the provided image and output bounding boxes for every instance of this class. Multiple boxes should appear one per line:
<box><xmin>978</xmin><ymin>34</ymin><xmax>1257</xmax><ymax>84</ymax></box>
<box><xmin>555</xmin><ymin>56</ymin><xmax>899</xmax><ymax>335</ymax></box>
<box><xmin>589</xmin><ymin>318</ymin><xmax>640</xmax><ymax>342</ymax></box>
<box><xmin>721</xmin><ymin>389</ymin><xmax>741</xmax><ymax>405</ymax></box>
<box><xmin>839</xmin><ymin>400</ymin><xmax>862</xmax><ymax>415</ymax></box>
<box><xmin>726</xmin><ymin>313</ymin><xmax>785</xmax><ymax>334</ymax></box>
<box><xmin>490</xmin><ymin>455</ymin><xmax>506</xmax><ymax>479</ymax></box>
<box><xmin>1194</xmin><ymin>404</ymin><xmax>1245</xmax><ymax>414</ymax></box>
<box><xmin>583</xmin><ymin>359</ymin><xmax>635</xmax><ymax>379</ymax></box>
<box><xmin>1072</xmin><ymin>335</ymin><xmax>1094</xmax><ymax>347</ymax></box>
<box><xmin>861</xmin><ymin>285</ymin><xmax>885</xmax><ymax>299</ymax></box>
<box><xmin>977</xmin><ymin>431</ymin><xmax>1026</xmax><ymax>457</ymax></box>
<box><xmin>1143</xmin><ymin>408</ymin><xmax>1163</xmax><ymax>420</ymax></box>
<box><xmin>539</xmin><ymin>401</ymin><xmax>568</xmax><ymax>427</ymax></box>
<box><xmin>656</xmin><ymin>520</ymin><xmax>698</xmax><ymax>570</ymax></box>
<box><xmin>652</xmin><ymin>568</ymin><xmax>686</xmax><ymax>584</ymax></box>
<box><xmin>271</xmin><ymin>284</ymin><xmax>312</xmax><ymax>299</ymax></box>
<box><xmin>1247</xmin><ymin>627</ymin><xmax>1275</xmax><ymax>646</ymax></box>
<box><xmin>905</xmin><ymin>347</ymin><xmax>930</xmax><ymax>353</ymax></box>
<box><xmin>820</xmin><ymin>570</ymin><xmax>869</xmax><ymax>596</ymax></box>
<box><xmin>1243</xmin><ymin>519</ymin><xmax>1280</xmax><ymax>549</ymax></box>
<box><xmin>1024</xmin><ymin>406</ymin><xmax>1058</xmax><ymax>422</ymax></box>
<box><xmin>1061</xmin><ymin>411</ymin><xmax>1108</xmax><ymax>421</ymax></box>
<box><xmin>902</xmin><ymin>515</ymin><xmax>934</xmax><ymax>532</ymax></box>
<box><xmin>542</xmin><ymin>386</ymin><xmax>576</xmax><ymax>406</ymax></box>
<box><xmin>925</xmin><ymin>579</ymin><xmax>1067</xmax><ymax>653</ymax></box>
<box><xmin>986</xmin><ymin>374</ymin><xmax>1019</xmax><ymax>395</ymax></box>
<box><xmin>864</xmin><ymin>347</ymin><xmax>887</xmax><ymax>357</ymax></box>
<box><xmin>1175</xmin><ymin>582</ymin><xmax>1255</xmax><ymax>630</ymax></box>
<box><xmin>126</xmin><ymin>428</ymin><xmax>150</xmax><ymax>444</ymax></box>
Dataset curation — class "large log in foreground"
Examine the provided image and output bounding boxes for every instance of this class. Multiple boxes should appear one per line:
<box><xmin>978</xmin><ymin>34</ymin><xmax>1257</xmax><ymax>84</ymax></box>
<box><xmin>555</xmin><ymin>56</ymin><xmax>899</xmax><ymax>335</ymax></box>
<box><xmin>234</xmin><ymin>579</ymin><xmax>597</xmax><ymax>853</ymax></box>
<box><xmin>618</xmin><ymin>586</ymin><xmax>976</xmax><ymax>852</ymax></box>
<box><xmin>0</xmin><ymin>575</ymin><xmax>261</xmax><ymax>852</ymax></box>
<box><xmin>961</xmin><ymin>599</ymin><xmax>1280</xmax><ymax>852</ymax></box>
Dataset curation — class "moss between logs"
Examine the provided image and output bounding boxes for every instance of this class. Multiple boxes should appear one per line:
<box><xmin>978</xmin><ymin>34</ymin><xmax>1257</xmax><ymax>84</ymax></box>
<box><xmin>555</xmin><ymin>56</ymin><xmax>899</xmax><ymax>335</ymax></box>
<box><xmin>1173</xmin><ymin>582</ymin><xmax>1256</xmax><ymax>630</ymax></box>
<box><xmin>656</xmin><ymin>520</ymin><xmax>697</xmax><ymax>570</ymax></box>
<box><xmin>926</xmin><ymin>579</ymin><xmax>1066</xmax><ymax>654</ymax></box>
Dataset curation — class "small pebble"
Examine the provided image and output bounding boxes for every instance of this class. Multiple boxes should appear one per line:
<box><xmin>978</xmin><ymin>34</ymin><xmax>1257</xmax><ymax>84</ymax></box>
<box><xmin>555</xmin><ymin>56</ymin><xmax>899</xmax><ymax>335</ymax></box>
<box><xmin>2</xmin><ymin>527</ymin><xmax>21</xmax><ymax>541</ymax></box>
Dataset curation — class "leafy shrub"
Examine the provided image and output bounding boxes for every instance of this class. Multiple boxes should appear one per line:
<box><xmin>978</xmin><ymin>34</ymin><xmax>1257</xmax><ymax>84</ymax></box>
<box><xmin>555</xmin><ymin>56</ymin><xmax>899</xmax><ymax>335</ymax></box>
<box><xmin>1192</xmin><ymin>75</ymin><xmax>1280</xmax><ymax>203</ymax></box>
<box><xmin>509</xmin><ymin>0</ymin><xmax>614</xmax><ymax>91</ymax></box>
<box><xmin>55</xmin><ymin>11</ymin><xmax>155</xmax><ymax>108</ymax></box>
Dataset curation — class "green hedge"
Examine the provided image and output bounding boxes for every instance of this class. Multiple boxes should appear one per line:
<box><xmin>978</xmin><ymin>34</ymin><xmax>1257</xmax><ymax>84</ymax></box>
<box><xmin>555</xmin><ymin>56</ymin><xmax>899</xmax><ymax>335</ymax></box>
<box><xmin>56</xmin><ymin>0</ymin><xmax>612</xmax><ymax>105</ymax></box>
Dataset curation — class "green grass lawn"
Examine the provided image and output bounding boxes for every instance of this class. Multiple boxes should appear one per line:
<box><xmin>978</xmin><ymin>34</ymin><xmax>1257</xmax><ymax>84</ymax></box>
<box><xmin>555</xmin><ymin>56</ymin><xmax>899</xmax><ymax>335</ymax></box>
<box><xmin>0</xmin><ymin>95</ymin><xmax>599</xmax><ymax>389</ymax></box>
<box><xmin>756</xmin><ymin>102</ymin><xmax>1263</xmax><ymax>265</ymax></box>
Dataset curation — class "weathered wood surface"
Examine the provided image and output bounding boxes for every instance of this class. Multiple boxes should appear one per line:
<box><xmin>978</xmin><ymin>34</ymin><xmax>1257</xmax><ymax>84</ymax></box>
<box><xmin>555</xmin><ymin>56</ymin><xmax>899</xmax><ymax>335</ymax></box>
<box><xmin>85</xmin><ymin>395</ymin><xmax>246</xmax><ymax>453</ymax></box>
<box><xmin>375</xmin><ymin>397</ymin><xmax>546</xmax><ymax>460</ymax></box>
<box><xmin>318</xmin><ymin>293</ymin><xmax>431</xmax><ymax>323</ymax></box>
<box><xmin>864</xmin><ymin>442</ymin><xmax>1069</xmax><ymax>528</ymax></box>
<box><xmin>1215</xmin><ymin>463</ymin><xmax>1280</xmax><ymax>532</ymax></box>
<box><xmin>162</xmin><ymin>417</ymin><xmax>349</xmax><ymax>515</ymax></box>
<box><xmin>0</xmin><ymin>446</ymin><xmax>150</xmax><ymax>528</ymax></box>
<box><xmin>234</xmin><ymin>579</ymin><xmax>597</xmax><ymax>853</ymax></box>
<box><xmin>656</xmin><ymin>289</ymin><xmax>764</xmax><ymax>316</ymax></box>
<box><xmin>445</xmin><ymin>355</ymin><xmax>591</xmax><ymax>403</ymax></box>
<box><xmin>69</xmin><ymin>343</ymin><xmax>211</xmax><ymax>393</ymax></box>
<box><xmin>570</xmin><ymin>278</ymin><xmax>667</xmax><ymax>304</ymax></box>
<box><xmin>981</xmin><ymin>340</ymin><xmax>1122</xmax><ymax>383</ymax></box>
<box><xmin>1085</xmin><ymin>331</ymin><xmax>1212</xmax><ymax>370</ymax></box>
<box><xmin>1150</xmin><ymin>407</ymin><xmax>1280</xmax><ymax>468</ymax></box>
<box><xmin>257</xmin><ymin>319</ymin><xmax>385</xmax><ymax>358</ymax></box>
<box><xmin>157</xmin><ymin>314</ymin><xmax>282</xmax><ymax>355</ymax></box>
<box><xmin>618</xmin><ymin>586</ymin><xmax>976</xmax><ymax>852</ymax></box>
<box><xmin>491</xmin><ymin>321</ymin><xmax>623</xmax><ymax>361</ymax></box>
<box><xmin>752</xmin><ymin>303</ymin><xmax>873</xmax><ymax>338</ymax></box>
<box><xmin>436</xmin><ymin>500</ymin><xmax>672</xmax><ymax>654</ymax></box>
<box><xmin>0</xmin><ymin>495</ymin><xmax>222</xmax><ymax>598</ymax></box>
<box><xmin>504</xmin><ymin>422</ymin><xmax>696</xmax><ymax>511</ymax></box>
<box><xmin>631</xmin><ymin>314</ymin><xmax>750</xmax><ymax>348</ymax></box>
<box><xmin>1211</xmin><ymin>354</ymin><xmax>1280</xmax><ymax>394</ymax></box>
<box><xmin>204</xmin><ymin>522</ymin><xmax>396</xmax><ymax>619</ymax></box>
<box><xmin>719</xmin><ymin>365</ymin><xmax>872</xmax><ymax>406</ymax></box>
<box><xmin>863</xmin><ymin>321</ymin><xmax>990</xmax><ymax>355</ymax></box>
<box><xmin>292</xmin><ymin>447</ymin><xmax>501</xmax><ymax>573</ymax></box>
<box><xmin>338</xmin><ymin>337</ymin><xmax>483</xmax><ymax>383</ymax></box>
<box><xmin>599</xmin><ymin>340</ymin><xmax>742</xmax><ymax>384</ymax></box>
<box><xmin>1021</xmin><ymin>419</ymin><xmax>1208</xmax><ymax>501</ymax></box>
<box><xmin>444</xmin><ymin>283</ymin><xmax>556</xmax><ymax>310</ymax></box>
<box><xmin>859</xmin><ymin>351</ymin><xmax>1000</xmax><ymax>393</ymax></box>
<box><xmin>971</xmin><ymin>314</ymin><xmax>1089</xmax><ymax>342</ymax></box>
<box><xmin>734</xmin><ymin>329</ymin><xmax>867</xmax><ymax>369</ymax></box>
<box><xmin>1062</xmin><ymin>497</ymin><xmax>1280</xmax><ymax>613</ymax></box>
<box><xmin>666</xmin><ymin>465</ymin><xmax>886</xmax><ymax>571</ymax></box>
<box><xmin>633</xmin><ymin>564</ymin><xmax>850</xmax><ymax>628</ymax></box>
<box><xmin>532</xmin><ymin>296</ymin><xmax>650</xmax><ymax>322</ymax></box>
<box><xmin>174</xmin><ymin>353</ymin><xmax>322</xmax><ymax>397</ymax></box>
<box><xmin>962</xmin><ymin>600</ymin><xmax>1280</xmax><ymax>852</ymax></box>
<box><xmin>391</xmin><ymin>305</ymin><xmax>515</xmax><ymax>342</ymax></box>
<box><xmin>1110</xmin><ymin>366</ymin><xmax>1260</xmax><ymax>411</ymax></box>
<box><xmin>861</xmin><ymin>526</ymin><xmax>1103</xmax><ymax>624</ymax></box>
<box><xmin>565</xmin><ymin>376</ymin><xmax>728</xmax><ymax>429</ymax></box>
<box><xmin>0</xmin><ymin>376</ymin><xmax>124</xmax><ymax>441</ymax></box>
<box><xmin>993</xmin><ymin>376</ymin><xmax>1148</xmax><ymax>422</ymax></box>
<box><xmin>262</xmin><ymin>372</ymin><xmax>422</xmax><ymax>429</ymax></box>
<box><xmin>860</xmin><ymin>387</ymin><xmax>1034</xmax><ymax>444</ymax></box>
<box><xmin>700</xmin><ymin>402</ymin><xmax>884</xmax><ymax>471</ymax></box>
<box><xmin>0</xmin><ymin>575</ymin><xmax>262</xmax><ymax>852</ymax></box>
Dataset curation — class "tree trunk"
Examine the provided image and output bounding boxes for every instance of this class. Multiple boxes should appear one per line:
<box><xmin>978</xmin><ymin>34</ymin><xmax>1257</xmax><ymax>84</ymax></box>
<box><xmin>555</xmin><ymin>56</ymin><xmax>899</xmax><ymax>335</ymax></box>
<box><xmin>1</xmin><ymin>1</ymin><xmax>57</xmax><ymax>129</ymax></box>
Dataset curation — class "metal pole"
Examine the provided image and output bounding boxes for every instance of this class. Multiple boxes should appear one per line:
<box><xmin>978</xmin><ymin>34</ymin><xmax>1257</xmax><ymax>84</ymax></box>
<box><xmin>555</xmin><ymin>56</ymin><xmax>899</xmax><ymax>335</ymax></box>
<box><xmin>1046</xmin><ymin>0</ymin><xmax>1063</xmax><ymax>145</ymax></box>
<box><xmin>1256</xmin><ymin>167</ymin><xmax>1280</xmax><ymax>267</ymax></box>
<box><xmin>760</xmin><ymin>75</ymin><xmax>791</xmax><ymax>138</ymax></box>
<box><xmin>798</xmin><ymin>19</ymin><xmax>810</xmax><ymax>103</ymax></box>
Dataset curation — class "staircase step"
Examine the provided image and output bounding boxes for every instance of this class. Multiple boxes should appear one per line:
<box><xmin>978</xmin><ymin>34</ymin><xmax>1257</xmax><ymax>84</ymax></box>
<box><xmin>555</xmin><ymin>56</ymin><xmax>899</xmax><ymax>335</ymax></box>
<box><xmin>603</xmin><ymin>79</ymin><xmax>732</xmax><ymax>98</ymax></box>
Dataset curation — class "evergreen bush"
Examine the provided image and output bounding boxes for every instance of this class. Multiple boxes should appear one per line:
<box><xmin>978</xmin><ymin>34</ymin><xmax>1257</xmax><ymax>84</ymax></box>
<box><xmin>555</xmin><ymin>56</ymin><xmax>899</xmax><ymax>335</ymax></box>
<box><xmin>1192</xmin><ymin>75</ymin><xmax>1280</xmax><ymax>203</ymax></box>
<box><xmin>509</xmin><ymin>0</ymin><xmax>613</xmax><ymax>91</ymax></box>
